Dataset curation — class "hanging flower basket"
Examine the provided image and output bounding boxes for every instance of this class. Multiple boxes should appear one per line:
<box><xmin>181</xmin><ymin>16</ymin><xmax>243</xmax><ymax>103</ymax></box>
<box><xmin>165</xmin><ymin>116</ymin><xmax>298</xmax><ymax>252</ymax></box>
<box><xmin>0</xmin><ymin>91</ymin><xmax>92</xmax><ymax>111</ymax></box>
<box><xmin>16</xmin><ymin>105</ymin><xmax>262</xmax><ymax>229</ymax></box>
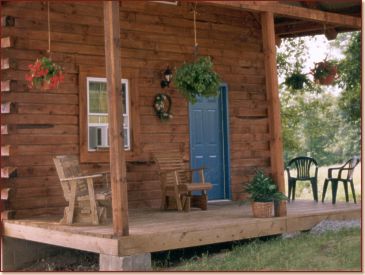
<box><xmin>173</xmin><ymin>56</ymin><xmax>221</xmax><ymax>104</ymax></box>
<box><xmin>311</xmin><ymin>60</ymin><xmax>338</xmax><ymax>86</ymax></box>
<box><xmin>25</xmin><ymin>57</ymin><xmax>64</xmax><ymax>90</ymax></box>
<box><xmin>284</xmin><ymin>71</ymin><xmax>309</xmax><ymax>90</ymax></box>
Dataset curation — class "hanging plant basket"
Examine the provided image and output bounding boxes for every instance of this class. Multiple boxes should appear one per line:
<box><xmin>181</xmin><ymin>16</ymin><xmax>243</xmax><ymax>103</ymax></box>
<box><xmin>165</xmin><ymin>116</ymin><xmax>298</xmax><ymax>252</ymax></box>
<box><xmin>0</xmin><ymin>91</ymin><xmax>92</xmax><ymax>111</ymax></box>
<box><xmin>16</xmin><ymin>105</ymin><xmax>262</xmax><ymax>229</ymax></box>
<box><xmin>26</xmin><ymin>57</ymin><xmax>64</xmax><ymax>90</ymax></box>
<box><xmin>284</xmin><ymin>72</ymin><xmax>309</xmax><ymax>90</ymax></box>
<box><xmin>173</xmin><ymin>56</ymin><xmax>221</xmax><ymax>104</ymax></box>
<box><xmin>311</xmin><ymin>60</ymin><xmax>338</xmax><ymax>86</ymax></box>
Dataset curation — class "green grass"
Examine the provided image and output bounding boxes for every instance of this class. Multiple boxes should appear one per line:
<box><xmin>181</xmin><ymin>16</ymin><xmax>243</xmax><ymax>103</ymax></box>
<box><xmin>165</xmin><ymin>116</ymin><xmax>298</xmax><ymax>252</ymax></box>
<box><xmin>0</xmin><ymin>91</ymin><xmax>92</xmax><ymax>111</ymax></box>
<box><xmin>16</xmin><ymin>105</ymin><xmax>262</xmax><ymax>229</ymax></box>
<box><xmin>155</xmin><ymin>228</ymin><xmax>360</xmax><ymax>271</ymax></box>
<box><xmin>285</xmin><ymin>163</ymin><xmax>361</xmax><ymax>202</ymax></box>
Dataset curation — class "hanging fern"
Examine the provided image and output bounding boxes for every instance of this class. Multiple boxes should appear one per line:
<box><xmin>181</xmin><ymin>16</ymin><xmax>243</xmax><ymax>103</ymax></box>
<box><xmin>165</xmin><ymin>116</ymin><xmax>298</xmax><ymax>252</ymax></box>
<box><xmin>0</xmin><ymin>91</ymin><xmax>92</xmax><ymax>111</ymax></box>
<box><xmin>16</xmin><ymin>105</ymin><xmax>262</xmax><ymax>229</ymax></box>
<box><xmin>173</xmin><ymin>56</ymin><xmax>220</xmax><ymax>104</ymax></box>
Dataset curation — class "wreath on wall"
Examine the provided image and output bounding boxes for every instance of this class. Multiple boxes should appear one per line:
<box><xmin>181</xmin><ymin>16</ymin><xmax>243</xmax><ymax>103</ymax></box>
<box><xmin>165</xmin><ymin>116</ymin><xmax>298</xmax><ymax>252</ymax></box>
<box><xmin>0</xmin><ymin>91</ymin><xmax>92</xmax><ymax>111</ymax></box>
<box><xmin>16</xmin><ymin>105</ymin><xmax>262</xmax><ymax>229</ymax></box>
<box><xmin>153</xmin><ymin>93</ymin><xmax>173</xmax><ymax>121</ymax></box>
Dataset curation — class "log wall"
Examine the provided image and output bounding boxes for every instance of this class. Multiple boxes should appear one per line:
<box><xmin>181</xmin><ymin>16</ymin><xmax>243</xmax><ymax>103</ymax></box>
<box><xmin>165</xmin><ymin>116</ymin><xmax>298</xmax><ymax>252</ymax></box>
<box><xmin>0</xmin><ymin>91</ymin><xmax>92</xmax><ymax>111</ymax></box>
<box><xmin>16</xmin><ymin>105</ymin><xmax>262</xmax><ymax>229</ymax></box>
<box><xmin>1</xmin><ymin>1</ymin><xmax>270</xmax><ymax>218</ymax></box>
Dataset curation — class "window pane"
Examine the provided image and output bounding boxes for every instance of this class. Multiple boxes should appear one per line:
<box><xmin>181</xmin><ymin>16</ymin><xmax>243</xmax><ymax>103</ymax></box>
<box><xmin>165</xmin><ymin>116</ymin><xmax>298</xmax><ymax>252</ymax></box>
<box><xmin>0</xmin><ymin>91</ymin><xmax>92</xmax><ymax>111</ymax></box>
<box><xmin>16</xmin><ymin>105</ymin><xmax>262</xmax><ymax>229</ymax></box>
<box><xmin>89</xmin><ymin>81</ymin><xmax>108</xmax><ymax>113</ymax></box>
<box><xmin>89</xmin><ymin>114</ymin><xmax>108</xmax><ymax>124</ymax></box>
<box><xmin>122</xmin><ymin>83</ymin><xmax>127</xmax><ymax>115</ymax></box>
<box><xmin>123</xmin><ymin>129</ymin><xmax>129</xmax><ymax>148</ymax></box>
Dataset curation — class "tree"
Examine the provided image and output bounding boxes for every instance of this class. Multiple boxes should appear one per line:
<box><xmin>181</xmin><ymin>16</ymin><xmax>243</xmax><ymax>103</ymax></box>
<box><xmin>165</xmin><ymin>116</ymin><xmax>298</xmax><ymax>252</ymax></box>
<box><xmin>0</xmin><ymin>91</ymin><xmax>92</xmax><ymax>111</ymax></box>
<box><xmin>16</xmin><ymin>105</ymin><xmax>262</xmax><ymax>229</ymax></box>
<box><xmin>337</xmin><ymin>32</ymin><xmax>361</xmax><ymax>124</ymax></box>
<box><xmin>277</xmin><ymin>33</ymin><xmax>360</xmax><ymax>165</ymax></box>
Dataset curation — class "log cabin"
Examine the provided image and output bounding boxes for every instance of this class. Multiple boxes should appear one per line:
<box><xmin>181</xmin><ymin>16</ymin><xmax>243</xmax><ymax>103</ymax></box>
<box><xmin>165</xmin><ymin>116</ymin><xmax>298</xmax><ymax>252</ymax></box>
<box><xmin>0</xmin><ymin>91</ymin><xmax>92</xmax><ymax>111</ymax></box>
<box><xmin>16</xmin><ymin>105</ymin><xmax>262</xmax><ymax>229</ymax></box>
<box><xmin>0</xmin><ymin>0</ymin><xmax>361</xmax><ymax>271</ymax></box>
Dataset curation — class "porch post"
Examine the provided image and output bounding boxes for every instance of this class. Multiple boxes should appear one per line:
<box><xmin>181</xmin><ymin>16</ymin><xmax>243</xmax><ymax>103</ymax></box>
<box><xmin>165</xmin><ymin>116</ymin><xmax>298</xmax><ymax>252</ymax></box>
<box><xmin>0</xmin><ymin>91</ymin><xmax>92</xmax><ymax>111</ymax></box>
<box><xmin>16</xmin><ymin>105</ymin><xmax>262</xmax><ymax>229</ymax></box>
<box><xmin>261</xmin><ymin>12</ymin><xmax>287</xmax><ymax>216</ymax></box>
<box><xmin>103</xmin><ymin>1</ymin><xmax>129</xmax><ymax>236</ymax></box>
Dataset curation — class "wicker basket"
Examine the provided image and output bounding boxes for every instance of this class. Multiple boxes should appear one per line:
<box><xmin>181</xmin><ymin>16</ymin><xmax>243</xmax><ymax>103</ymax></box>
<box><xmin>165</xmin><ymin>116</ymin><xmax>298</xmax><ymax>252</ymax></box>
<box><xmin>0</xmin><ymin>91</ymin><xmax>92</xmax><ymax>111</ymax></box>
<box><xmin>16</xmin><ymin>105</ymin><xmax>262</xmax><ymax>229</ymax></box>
<box><xmin>251</xmin><ymin>202</ymin><xmax>273</xmax><ymax>218</ymax></box>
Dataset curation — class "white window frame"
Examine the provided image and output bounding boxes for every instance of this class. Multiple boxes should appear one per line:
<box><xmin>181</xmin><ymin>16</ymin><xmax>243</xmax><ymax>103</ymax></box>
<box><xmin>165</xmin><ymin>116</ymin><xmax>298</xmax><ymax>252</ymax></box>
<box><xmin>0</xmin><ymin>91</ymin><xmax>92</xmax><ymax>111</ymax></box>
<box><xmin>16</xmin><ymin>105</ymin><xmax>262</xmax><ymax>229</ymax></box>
<box><xmin>86</xmin><ymin>77</ymin><xmax>130</xmax><ymax>151</ymax></box>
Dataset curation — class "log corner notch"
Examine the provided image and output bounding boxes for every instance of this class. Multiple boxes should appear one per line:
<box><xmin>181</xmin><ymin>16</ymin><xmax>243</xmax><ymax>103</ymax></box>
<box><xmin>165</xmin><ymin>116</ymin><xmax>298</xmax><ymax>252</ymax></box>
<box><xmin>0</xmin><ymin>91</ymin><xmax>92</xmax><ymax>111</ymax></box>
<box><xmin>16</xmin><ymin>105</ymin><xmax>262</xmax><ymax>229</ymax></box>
<box><xmin>103</xmin><ymin>1</ymin><xmax>129</xmax><ymax>236</ymax></box>
<box><xmin>261</xmin><ymin>12</ymin><xmax>286</xmax><ymax>217</ymax></box>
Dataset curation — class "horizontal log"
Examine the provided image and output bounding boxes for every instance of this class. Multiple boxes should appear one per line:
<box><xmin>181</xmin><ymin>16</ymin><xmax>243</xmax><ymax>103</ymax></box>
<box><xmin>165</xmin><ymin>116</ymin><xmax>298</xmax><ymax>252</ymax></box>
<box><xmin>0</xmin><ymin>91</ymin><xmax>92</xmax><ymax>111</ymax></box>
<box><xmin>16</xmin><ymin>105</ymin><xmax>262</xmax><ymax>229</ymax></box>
<box><xmin>1</xmin><ymin>135</ymin><xmax>78</xmax><ymax>145</ymax></box>
<box><xmin>2</xmin><ymin>114</ymin><xmax>77</xmax><ymax>125</ymax></box>
<box><xmin>2</xmin><ymin>92</ymin><xmax>78</xmax><ymax>104</ymax></box>
<box><xmin>1</xmin><ymin>57</ymin><xmax>10</xmax><ymax>69</ymax></box>
<box><xmin>1</xmin><ymin>167</ymin><xmax>17</xmax><ymax>178</ymax></box>
<box><xmin>1</xmin><ymin>80</ymin><xmax>12</xmax><ymax>92</ymax></box>
<box><xmin>1</xmin><ymin>102</ymin><xmax>16</xmax><ymax>114</ymax></box>
<box><xmin>1</xmin><ymin>210</ymin><xmax>15</xmax><ymax>220</ymax></box>
<box><xmin>1</xmin><ymin>145</ymin><xmax>10</xmax><ymax>156</ymax></box>
<box><xmin>1</xmin><ymin>15</ymin><xmax>15</xmax><ymax>27</ymax></box>
<box><xmin>1</xmin><ymin>188</ymin><xmax>13</xmax><ymax>200</ymax></box>
<box><xmin>1</xmin><ymin>37</ymin><xmax>14</xmax><ymax>48</ymax></box>
<box><xmin>1</xmin><ymin>125</ymin><xmax>9</xmax><ymax>135</ymax></box>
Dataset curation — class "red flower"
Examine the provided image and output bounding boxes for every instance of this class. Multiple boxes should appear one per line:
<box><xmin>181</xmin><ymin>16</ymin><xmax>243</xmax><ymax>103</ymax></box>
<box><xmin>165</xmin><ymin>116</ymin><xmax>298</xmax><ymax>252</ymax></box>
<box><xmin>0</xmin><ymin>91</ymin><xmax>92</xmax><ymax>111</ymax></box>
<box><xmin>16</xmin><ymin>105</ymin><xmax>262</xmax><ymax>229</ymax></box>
<box><xmin>25</xmin><ymin>57</ymin><xmax>64</xmax><ymax>90</ymax></box>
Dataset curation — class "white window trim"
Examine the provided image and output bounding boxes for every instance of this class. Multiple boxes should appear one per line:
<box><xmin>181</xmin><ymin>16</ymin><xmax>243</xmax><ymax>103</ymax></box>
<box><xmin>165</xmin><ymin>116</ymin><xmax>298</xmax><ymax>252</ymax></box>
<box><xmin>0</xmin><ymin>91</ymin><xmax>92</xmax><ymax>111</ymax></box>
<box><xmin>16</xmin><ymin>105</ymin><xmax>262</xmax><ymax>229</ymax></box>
<box><xmin>86</xmin><ymin>77</ymin><xmax>130</xmax><ymax>151</ymax></box>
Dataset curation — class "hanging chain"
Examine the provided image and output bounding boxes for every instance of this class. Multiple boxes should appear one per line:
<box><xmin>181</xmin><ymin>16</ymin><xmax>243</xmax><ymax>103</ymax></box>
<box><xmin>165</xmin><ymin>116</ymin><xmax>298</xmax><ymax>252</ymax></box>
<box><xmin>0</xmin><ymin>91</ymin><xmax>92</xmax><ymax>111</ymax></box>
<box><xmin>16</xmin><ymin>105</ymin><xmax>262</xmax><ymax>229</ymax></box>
<box><xmin>47</xmin><ymin>1</ymin><xmax>51</xmax><ymax>54</ymax></box>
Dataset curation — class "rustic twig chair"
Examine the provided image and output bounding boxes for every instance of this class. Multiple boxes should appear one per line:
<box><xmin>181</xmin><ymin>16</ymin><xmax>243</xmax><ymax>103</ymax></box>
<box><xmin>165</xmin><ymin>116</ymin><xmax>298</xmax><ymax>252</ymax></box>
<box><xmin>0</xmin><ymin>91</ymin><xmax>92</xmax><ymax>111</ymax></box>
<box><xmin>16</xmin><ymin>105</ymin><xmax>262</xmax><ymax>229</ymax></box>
<box><xmin>322</xmin><ymin>156</ymin><xmax>360</xmax><ymax>204</ymax></box>
<box><xmin>53</xmin><ymin>155</ymin><xmax>111</xmax><ymax>225</ymax></box>
<box><xmin>286</xmin><ymin>156</ymin><xmax>319</xmax><ymax>202</ymax></box>
<box><xmin>153</xmin><ymin>150</ymin><xmax>213</xmax><ymax>211</ymax></box>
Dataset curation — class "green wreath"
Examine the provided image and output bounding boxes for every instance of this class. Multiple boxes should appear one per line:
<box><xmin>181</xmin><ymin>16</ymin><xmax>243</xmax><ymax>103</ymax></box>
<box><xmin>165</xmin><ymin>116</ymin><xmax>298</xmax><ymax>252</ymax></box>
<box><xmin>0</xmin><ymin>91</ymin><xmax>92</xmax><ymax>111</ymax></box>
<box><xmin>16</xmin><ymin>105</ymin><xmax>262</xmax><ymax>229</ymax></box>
<box><xmin>153</xmin><ymin>93</ymin><xmax>173</xmax><ymax>121</ymax></box>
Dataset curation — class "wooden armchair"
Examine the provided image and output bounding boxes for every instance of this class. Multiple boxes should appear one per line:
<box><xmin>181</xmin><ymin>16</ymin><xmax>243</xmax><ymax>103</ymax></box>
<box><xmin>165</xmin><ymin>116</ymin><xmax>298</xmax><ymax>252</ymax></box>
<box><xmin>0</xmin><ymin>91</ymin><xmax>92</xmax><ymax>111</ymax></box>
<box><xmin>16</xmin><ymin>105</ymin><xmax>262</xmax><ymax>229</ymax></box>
<box><xmin>322</xmin><ymin>156</ymin><xmax>360</xmax><ymax>204</ymax></box>
<box><xmin>53</xmin><ymin>155</ymin><xmax>111</xmax><ymax>225</ymax></box>
<box><xmin>153</xmin><ymin>150</ymin><xmax>213</xmax><ymax>211</ymax></box>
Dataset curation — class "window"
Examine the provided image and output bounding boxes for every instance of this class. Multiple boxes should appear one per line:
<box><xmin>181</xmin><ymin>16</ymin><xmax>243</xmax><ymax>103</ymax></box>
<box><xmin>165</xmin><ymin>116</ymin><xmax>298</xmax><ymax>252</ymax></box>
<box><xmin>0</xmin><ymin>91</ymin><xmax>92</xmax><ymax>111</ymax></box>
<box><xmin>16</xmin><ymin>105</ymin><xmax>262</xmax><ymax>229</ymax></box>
<box><xmin>87</xmin><ymin>77</ymin><xmax>130</xmax><ymax>151</ymax></box>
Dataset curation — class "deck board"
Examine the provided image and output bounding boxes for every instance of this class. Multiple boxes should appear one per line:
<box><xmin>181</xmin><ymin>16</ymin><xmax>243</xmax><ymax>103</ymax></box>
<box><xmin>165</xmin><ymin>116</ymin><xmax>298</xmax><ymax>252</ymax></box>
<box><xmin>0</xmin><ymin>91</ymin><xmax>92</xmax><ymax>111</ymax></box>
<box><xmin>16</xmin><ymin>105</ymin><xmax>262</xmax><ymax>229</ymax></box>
<box><xmin>3</xmin><ymin>200</ymin><xmax>361</xmax><ymax>256</ymax></box>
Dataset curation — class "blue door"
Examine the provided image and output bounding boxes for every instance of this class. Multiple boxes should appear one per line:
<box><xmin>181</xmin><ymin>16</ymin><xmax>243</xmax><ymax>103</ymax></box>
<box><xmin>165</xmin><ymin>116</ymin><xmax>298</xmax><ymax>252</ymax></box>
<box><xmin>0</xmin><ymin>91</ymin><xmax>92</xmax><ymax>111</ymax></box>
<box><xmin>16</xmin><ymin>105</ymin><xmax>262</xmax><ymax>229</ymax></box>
<box><xmin>189</xmin><ymin>85</ymin><xmax>230</xmax><ymax>200</ymax></box>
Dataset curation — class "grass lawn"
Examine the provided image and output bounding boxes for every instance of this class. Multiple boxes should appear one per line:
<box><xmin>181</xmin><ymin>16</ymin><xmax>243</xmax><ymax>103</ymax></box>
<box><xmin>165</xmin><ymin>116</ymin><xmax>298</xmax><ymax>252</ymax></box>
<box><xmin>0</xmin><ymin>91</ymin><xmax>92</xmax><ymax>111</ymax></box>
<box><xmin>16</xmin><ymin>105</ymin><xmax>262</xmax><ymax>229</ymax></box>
<box><xmin>155</xmin><ymin>228</ymin><xmax>361</xmax><ymax>271</ymax></box>
<box><xmin>285</xmin><ymin>163</ymin><xmax>361</xmax><ymax>202</ymax></box>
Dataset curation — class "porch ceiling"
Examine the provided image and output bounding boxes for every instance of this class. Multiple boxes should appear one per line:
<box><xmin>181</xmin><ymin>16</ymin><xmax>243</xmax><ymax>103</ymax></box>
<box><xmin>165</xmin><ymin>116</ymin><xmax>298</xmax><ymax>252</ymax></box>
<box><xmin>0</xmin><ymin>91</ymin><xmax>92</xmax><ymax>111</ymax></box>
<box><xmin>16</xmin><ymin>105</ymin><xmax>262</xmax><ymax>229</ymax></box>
<box><xmin>204</xmin><ymin>1</ymin><xmax>361</xmax><ymax>38</ymax></box>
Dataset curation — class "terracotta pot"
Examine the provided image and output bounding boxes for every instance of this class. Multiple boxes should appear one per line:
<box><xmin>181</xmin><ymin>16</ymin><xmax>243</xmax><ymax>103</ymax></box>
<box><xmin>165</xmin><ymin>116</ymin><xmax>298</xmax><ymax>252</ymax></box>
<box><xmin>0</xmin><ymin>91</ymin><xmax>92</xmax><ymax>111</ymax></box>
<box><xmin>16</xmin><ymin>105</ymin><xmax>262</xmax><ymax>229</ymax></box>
<box><xmin>251</xmin><ymin>202</ymin><xmax>273</xmax><ymax>218</ymax></box>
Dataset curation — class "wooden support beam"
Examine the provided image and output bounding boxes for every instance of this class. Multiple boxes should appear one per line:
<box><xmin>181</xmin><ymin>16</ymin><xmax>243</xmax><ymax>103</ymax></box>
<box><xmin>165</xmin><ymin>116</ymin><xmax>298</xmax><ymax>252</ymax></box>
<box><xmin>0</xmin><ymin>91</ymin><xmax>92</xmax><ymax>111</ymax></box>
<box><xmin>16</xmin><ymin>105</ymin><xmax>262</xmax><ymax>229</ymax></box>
<box><xmin>261</xmin><ymin>12</ymin><xmax>286</xmax><ymax>217</ymax></box>
<box><xmin>1</xmin><ymin>145</ymin><xmax>10</xmax><ymax>156</ymax></box>
<box><xmin>1</xmin><ymin>16</ymin><xmax>15</xmax><ymax>27</ymax></box>
<box><xmin>1</xmin><ymin>167</ymin><xmax>17</xmax><ymax>179</ymax></box>
<box><xmin>1</xmin><ymin>37</ymin><xmax>14</xmax><ymax>48</ymax></box>
<box><xmin>103</xmin><ymin>1</ymin><xmax>129</xmax><ymax>237</ymax></box>
<box><xmin>205</xmin><ymin>1</ymin><xmax>361</xmax><ymax>28</ymax></box>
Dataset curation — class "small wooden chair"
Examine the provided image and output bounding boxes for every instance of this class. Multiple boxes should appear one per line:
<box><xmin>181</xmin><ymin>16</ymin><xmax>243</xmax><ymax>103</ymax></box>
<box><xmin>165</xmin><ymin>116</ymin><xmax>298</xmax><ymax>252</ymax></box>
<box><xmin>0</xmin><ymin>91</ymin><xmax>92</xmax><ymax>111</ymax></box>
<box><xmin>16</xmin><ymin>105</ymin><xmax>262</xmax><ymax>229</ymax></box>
<box><xmin>322</xmin><ymin>157</ymin><xmax>360</xmax><ymax>204</ymax></box>
<box><xmin>153</xmin><ymin>150</ymin><xmax>213</xmax><ymax>211</ymax></box>
<box><xmin>53</xmin><ymin>155</ymin><xmax>111</xmax><ymax>225</ymax></box>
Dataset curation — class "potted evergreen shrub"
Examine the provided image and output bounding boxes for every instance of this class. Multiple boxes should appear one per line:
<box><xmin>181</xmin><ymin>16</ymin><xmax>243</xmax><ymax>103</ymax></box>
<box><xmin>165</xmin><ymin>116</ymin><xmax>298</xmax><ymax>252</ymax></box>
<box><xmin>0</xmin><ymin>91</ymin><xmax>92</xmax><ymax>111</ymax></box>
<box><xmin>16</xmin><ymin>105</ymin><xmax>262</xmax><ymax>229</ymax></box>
<box><xmin>242</xmin><ymin>170</ymin><xmax>287</xmax><ymax>218</ymax></box>
<box><xmin>311</xmin><ymin>60</ymin><xmax>338</xmax><ymax>85</ymax></box>
<box><xmin>173</xmin><ymin>56</ymin><xmax>220</xmax><ymax>104</ymax></box>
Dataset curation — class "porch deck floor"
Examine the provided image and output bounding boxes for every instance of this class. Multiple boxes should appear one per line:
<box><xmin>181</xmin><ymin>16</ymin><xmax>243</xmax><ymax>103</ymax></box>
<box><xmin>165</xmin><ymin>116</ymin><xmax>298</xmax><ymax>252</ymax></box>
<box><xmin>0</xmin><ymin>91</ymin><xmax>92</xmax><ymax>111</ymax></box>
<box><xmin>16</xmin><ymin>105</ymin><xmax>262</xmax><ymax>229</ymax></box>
<box><xmin>3</xmin><ymin>200</ymin><xmax>361</xmax><ymax>256</ymax></box>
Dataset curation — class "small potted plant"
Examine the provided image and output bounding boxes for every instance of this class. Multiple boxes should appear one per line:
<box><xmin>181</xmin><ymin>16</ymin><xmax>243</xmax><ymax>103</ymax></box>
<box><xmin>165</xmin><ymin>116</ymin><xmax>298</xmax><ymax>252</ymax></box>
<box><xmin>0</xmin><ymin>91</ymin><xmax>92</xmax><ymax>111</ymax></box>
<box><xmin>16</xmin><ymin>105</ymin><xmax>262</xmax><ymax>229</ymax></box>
<box><xmin>311</xmin><ymin>60</ymin><xmax>338</xmax><ymax>85</ymax></box>
<box><xmin>242</xmin><ymin>170</ymin><xmax>287</xmax><ymax>218</ymax></box>
<box><xmin>284</xmin><ymin>71</ymin><xmax>309</xmax><ymax>90</ymax></box>
<box><xmin>25</xmin><ymin>57</ymin><xmax>64</xmax><ymax>90</ymax></box>
<box><xmin>173</xmin><ymin>56</ymin><xmax>220</xmax><ymax>104</ymax></box>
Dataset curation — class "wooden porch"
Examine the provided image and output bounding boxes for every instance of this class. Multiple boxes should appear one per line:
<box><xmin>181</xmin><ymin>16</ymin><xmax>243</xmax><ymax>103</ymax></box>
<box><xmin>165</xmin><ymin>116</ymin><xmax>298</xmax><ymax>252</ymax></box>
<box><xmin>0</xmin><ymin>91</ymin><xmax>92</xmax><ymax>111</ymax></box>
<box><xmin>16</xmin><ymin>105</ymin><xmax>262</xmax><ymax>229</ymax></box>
<box><xmin>3</xmin><ymin>200</ymin><xmax>360</xmax><ymax>257</ymax></box>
